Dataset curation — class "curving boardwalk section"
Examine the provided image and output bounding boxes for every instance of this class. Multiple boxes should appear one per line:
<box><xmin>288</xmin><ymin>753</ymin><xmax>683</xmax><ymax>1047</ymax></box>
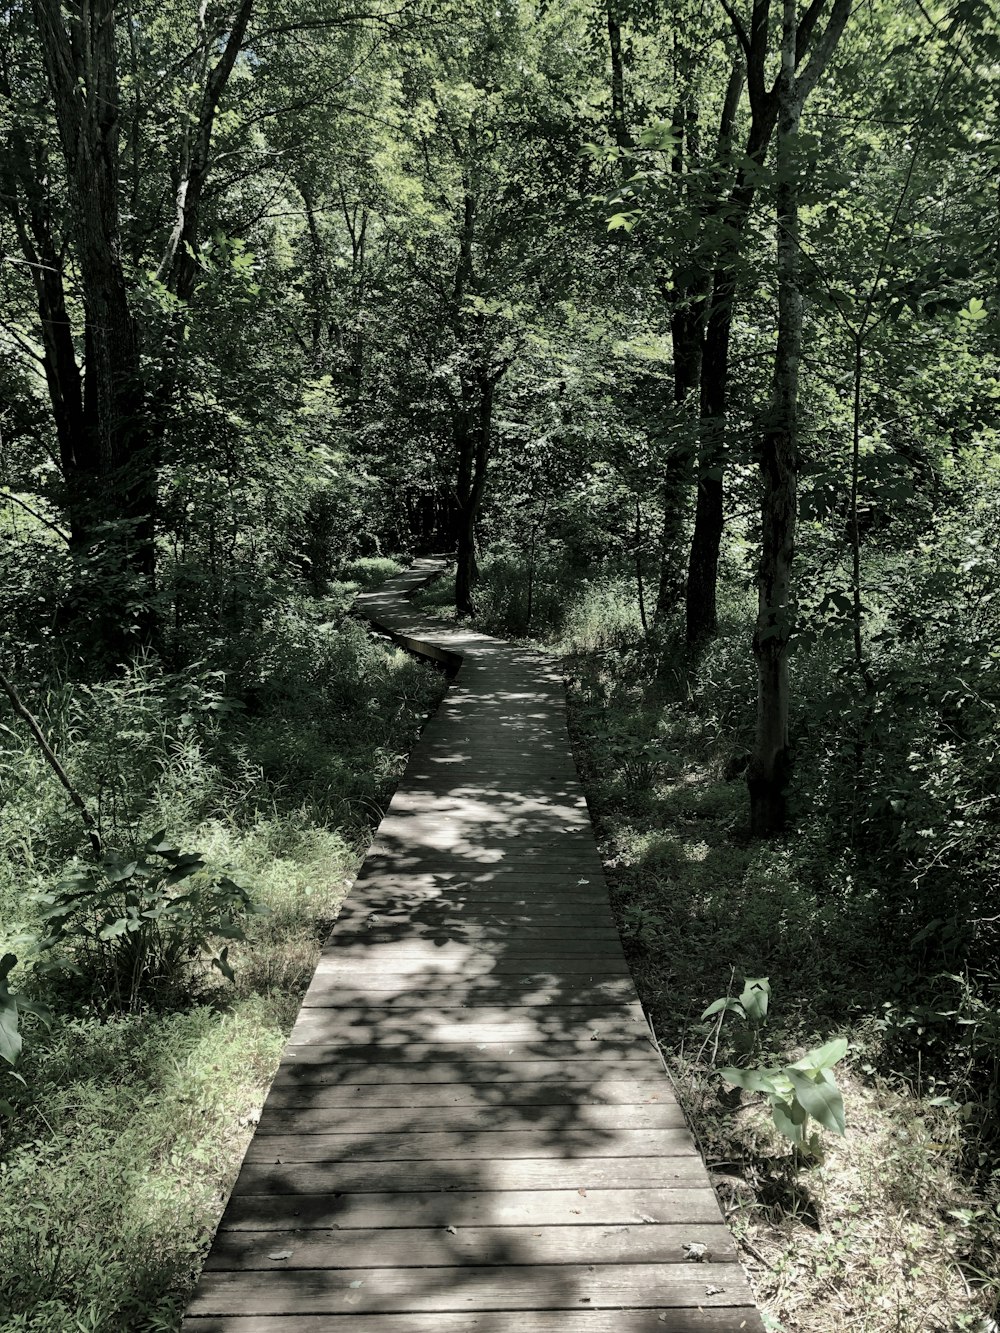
<box><xmin>182</xmin><ymin>559</ymin><xmax>762</xmax><ymax>1333</ymax></box>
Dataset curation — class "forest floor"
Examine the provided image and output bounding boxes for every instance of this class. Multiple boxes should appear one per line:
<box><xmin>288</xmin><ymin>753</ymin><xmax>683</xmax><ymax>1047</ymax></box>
<box><xmin>563</xmin><ymin>648</ymin><xmax>1000</xmax><ymax>1333</ymax></box>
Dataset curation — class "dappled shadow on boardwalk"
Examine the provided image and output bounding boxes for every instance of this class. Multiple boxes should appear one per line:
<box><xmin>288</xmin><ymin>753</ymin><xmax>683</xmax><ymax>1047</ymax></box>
<box><xmin>181</xmin><ymin>561</ymin><xmax>762</xmax><ymax>1333</ymax></box>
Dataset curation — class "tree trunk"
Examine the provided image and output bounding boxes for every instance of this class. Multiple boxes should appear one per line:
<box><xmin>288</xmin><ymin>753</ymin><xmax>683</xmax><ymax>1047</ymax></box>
<box><xmin>156</xmin><ymin>0</ymin><xmax>255</xmax><ymax>302</ymax></box>
<box><xmin>682</xmin><ymin>0</ymin><xmax>853</xmax><ymax>647</ymax></box>
<box><xmin>748</xmin><ymin>0</ymin><xmax>801</xmax><ymax>837</ymax></box>
<box><xmin>455</xmin><ymin>374</ymin><xmax>494</xmax><ymax>618</ymax></box>
<box><xmin>685</xmin><ymin>114</ymin><xmax>777</xmax><ymax>646</ymax></box>
<box><xmin>606</xmin><ymin>0</ymin><xmax>631</xmax><ymax>151</ymax></box>
<box><xmin>33</xmin><ymin>0</ymin><xmax>158</xmax><ymax>633</ymax></box>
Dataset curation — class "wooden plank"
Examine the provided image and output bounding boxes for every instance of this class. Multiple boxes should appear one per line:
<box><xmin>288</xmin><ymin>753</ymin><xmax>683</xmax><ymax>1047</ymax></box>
<box><xmin>337</xmin><ymin>898</ymin><xmax>615</xmax><ymax>920</ymax></box>
<box><xmin>244</xmin><ymin>1128</ymin><xmax>694</xmax><ymax>1162</ymax></box>
<box><xmin>278</xmin><ymin>1039</ymin><xmax>663</xmax><ymax>1066</ymax></box>
<box><xmin>363</xmin><ymin>856</ymin><xmax>609</xmax><ymax>873</ymax></box>
<box><xmin>231</xmin><ymin>1157</ymin><xmax>710</xmax><ymax>1196</ymax></box>
<box><xmin>255</xmin><ymin>1103</ymin><xmax>684</xmax><ymax>1136</ymax></box>
<box><xmin>334</xmin><ymin>905</ymin><xmax>617</xmax><ymax>927</ymax></box>
<box><xmin>301</xmin><ymin>978</ymin><xmax>638</xmax><ymax>1008</ymax></box>
<box><xmin>323</xmin><ymin>925</ymin><xmax>621</xmax><ymax>944</ymax></box>
<box><xmin>287</xmin><ymin>1008</ymin><xmax>646</xmax><ymax>1046</ymax></box>
<box><xmin>183</xmin><ymin>1311</ymin><xmax>764</xmax><ymax>1332</ymax></box>
<box><xmin>263</xmin><ymin>1078</ymin><xmax>679</xmax><ymax>1108</ymax></box>
<box><xmin>203</xmin><ymin>1223</ymin><xmax>737</xmax><ymax>1270</ymax></box>
<box><xmin>272</xmin><ymin>1056</ymin><xmax>663</xmax><ymax>1085</ymax></box>
<box><xmin>311</xmin><ymin>955</ymin><xmax>631</xmax><ymax>978</ymax></box>
<box><xmin>345</xmin><ymin>867</ymin><xmax>605</xmax><ymax>883</ymax></box>
<box><xmin>185</xmin><ymin>1262</ymin><xmax>747</xmax><ymax>1315</ymax></box>
<box><xmin>219</xmin><ymin>1186</ymin><xmax>730</xmax><ymax>1230</ymax></box>
<box><xmin>314</xmin><ymin>940</ymin><xmax>628</xmax><ymax>961</ymax></box>
<box><xmin>291</xmin><ymin>1001</ymin><xmax>645</xmax><ymax>1024</ymax></box>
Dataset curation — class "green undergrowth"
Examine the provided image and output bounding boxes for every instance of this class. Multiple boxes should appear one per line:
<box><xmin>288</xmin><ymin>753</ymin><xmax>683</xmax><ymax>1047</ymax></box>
<box><xmin>0</xmin><ymin>556</ymin><xmax>445</xmax><ymax>1332</ymax></box>
<box><xmin>462</xmin><ymin>549</ymin><xmax>1000</xmax><ymax>1332</ymax></box>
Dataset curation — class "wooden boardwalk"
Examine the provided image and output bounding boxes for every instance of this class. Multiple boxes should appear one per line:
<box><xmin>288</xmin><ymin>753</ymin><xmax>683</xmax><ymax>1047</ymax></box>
<box><xmin>182</xmin><ymin>559</ymin><xmax>762</xmax><ymax>1333</ymax></box>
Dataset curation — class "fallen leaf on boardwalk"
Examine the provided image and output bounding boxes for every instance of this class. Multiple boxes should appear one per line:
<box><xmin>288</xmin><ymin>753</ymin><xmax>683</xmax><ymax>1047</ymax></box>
<box><xmin>445</xmin><ymin>1225</ymin><xmax>458</xmax><ymax>1234</ymax></box>
<box><xmin>348</xmin><ymin>1280</ymin><xmax>364</xmax><ymax>1289</ymax></box>
<box><xmin>577</xmin><ymin>1188</ymin><xmax>587</xmax><ymax>1196</ymax></box>
<box><xmin>684</xmin><ymin>1242</ymin><xmax>709</xmax><ymax>1261</ymax></box>
<box><xmin>571</xmin><ymin>1209</ymin><xmax>581</xmax><ymax>1214</ymax></box>
<box><xmin>705</xmin><ymin>1285</ymin><xmax>725</xmax><ymax>1295</ymax></box>
<box><xmin>577</xmin><ymin>879</ymin><xmax>590</xmax><ymax>885</ymax></box>
<box><xmin>639</xmin><ymin>1214</ymin><xmax>659</xmax><ymax>1223</ymax></box>
<box><xmin>267</xmin><ymin>1251</ymin><xmax>293</xmax><ymax>1261</ymax></box>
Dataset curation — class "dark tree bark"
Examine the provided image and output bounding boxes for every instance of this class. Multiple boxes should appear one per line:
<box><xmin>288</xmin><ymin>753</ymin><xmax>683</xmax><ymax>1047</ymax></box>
<box><xmin>155</xmin><ymin>0</ymin><xmax>255</xmax><ymax>302</ymax></box>
<box><xmin>606</xmin><ymin>0</ymin><xmax>631</xmax><ymax>152</ymax></box>
<box><xmin>32</xmin><ymin>0</ymin><xmax>157</xmax><ymax>616</ymax></box>
<box><xmin>748</xmin><ymin>0</ymin><xmax>801</xmax><ymax>835</ymax></box>
<box><xmin>686</xmin><ymin>1</ymin><xmax>780</xmax><ymax>646</ymax></box>
<box><xmin>0</xmin><ymin>127</ymin><xmax>89</xmax><ymax>540</ymax></box>
<box><xmin>685</xmin><ymin>0</ymin><xmax>850</xmax><ymax>646</ymax></box>
<box><xmin>454</xmin><ymin>371</ymin><xmax>495</xmax><ymax>618</ymax></box>
<box><xmin>748</xmin><ymin>0</ymin><xmax>852</xmax><ymax>833</ymax></box>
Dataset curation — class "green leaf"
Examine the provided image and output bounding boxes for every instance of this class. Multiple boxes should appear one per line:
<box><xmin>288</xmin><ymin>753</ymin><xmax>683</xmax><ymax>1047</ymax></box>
<box><xmin>770</xmin><ymin>1096</ymin><xmax>808</xmax><ymax>1144</ymax></box>
<box><xmin>164</xmin><ymin>859</ymin><xmax>204</xmax><ymax>886</ymax></box>
<box><xmin>105</xmin><ymin>861</ymin><xmax>138</xmax><ymax>883</ymax></box>
<box><xmin>213</xmin><ymin>923</ymin><xmax>245</xmax><ymax>940</ymax></box>
<box><xmin>701</xmin><ymin>997</ymin><xmax>745</xmax><ymax>1021</ymax></box>
<box><xmin>739</xmin><ymin>977</ymin><xmax>770</xmax><ymax>1024</ymax></box>
<box><xmin>14</xmin><ymin>997</ymin><xmax>51</xmax><ymax>1026</ymax></box>
<box><xmin>719</xmin><ymin>1066</ymin><xmax>777</xmax><ymax>1094</ymax></box>
<box><xmin>212</xmin><ymin>947</ymin><xmax>235</xmax><ymax>983</ymax></box>
<box><xmin>959</xmin><ymin>298</ymin><xmax>987</xmax><ymax>322</ymax></box>
<box><xmin>0</xmin><ymin>995</ymin><xmax>22</xmax><ymax>1068</ymax></box>
<box><xmin>792</xmin><ymin>1037</ymin><xmax>848</xmax><ymax>1071</ymax></box>
<box><xmin>98</xmin><ymin>919</ymin><xmax>130</xmax><ymax>941</ymax></box>
<box><xmin>785</xmin><ymin>1068</ymin><xmax>846</xmax><ymax>1135</ymax></box>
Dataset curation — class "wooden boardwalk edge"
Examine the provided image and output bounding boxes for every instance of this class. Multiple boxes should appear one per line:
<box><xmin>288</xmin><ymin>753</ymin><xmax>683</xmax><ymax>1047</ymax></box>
<box><xmin>181</xmin><ymin>558</ymin><xmax>763</xmax><ymax>1333</ymax></box>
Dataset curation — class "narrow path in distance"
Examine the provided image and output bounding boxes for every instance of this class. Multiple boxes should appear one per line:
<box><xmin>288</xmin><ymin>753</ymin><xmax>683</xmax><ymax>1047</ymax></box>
<box><xmin>182</xmin><ymin>558</ymin><xmax>763</xmax><ymax>1332</ymax></box>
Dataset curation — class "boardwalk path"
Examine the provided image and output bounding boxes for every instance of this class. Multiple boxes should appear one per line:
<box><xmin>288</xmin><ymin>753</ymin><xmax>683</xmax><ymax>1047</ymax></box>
<box><xmin>183</xmin><ymin>560</ymin><xmax>763</xmax><ymax>1332</ymax></box>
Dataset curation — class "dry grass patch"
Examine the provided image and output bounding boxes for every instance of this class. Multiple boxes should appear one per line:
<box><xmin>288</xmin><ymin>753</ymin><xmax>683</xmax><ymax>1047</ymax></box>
<box><xmin>689</xmin><ymin>1069</ymin><xmax>996</xmax><ymax>1331</ymax></box>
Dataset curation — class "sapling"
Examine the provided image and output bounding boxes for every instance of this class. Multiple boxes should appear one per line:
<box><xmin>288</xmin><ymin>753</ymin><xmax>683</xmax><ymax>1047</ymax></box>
<box><xmin>703</xmin><ymin>976</ymin><xmax>849</xmax><ymax>1160</ymax></box>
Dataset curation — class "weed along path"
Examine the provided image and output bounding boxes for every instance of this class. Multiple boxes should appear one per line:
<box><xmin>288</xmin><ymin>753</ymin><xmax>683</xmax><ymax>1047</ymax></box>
<box><xmin>182</xmin><ymin>559</ymin><xmax>763</xmax><ymax>1332</ymax></box>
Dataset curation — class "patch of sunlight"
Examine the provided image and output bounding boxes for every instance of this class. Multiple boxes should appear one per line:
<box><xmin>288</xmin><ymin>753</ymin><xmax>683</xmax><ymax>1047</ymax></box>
<box><xmin>683</xmin><ymin>840</ymin><xmax>711</xmax><ymax>863</ymax></box>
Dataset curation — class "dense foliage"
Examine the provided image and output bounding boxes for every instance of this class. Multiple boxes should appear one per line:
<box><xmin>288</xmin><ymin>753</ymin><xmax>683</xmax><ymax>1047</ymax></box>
<box><xmin>1</xmin><ymin>0</ymin><xmax>999</xmax><ymax>1326</ymax></box>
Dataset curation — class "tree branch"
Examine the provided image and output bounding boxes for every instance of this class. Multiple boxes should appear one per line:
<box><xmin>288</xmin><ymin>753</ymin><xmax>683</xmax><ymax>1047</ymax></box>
<box><xmin>0</xmin><ymin>669</ymin><xmax>102</xmax><ymax>857</ymax></box>
<box><xmin>0</xmin><ymin>490</ymin><xmax>71</xmax><ymax>543</ymax></box>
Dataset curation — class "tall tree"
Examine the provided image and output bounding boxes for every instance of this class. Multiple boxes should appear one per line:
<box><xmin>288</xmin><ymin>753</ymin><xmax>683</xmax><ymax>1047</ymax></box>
<box><xmin>748</xmin><ymin>0</ymin><xmax>852</xmax><ymax>833</ymax></box>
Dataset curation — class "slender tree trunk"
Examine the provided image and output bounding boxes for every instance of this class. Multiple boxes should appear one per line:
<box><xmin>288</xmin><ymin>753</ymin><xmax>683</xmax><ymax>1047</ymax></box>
<box><xmin>606</xmin><ymin>0</ymin><xmax>630</xmax><ymax>151</ymax></box>
<box><xmin>634</xmin><ymin>493</ymin><xmax>649</xmax><ymax>633</ymax></box>
<box><xmin>748</xmin><ymin>0</ymin><xmax>802</xmax><ymax>836</ymax></box>
<box><xmin>454</xmin><ymin>374</ymin><xmax>495</xmax><ymax>618</ymax></box>
<box><xmin>849</xmin><ymin>333</ymin><xmax>874</xmax><ymax>692</ymax></box>
<box><xmin>653</xmin><ymin>45</ymin><xmax>705</xmax><ymax>626</ymax></box>
<box><xmin>683</xmin><ymin>0</ymin><xmax>852</xmax><ymax>647</ymax></box>
<box><xmin>156</xmin><ymin>0</ymin><xmax>255</xmax><ymax>301</ymax></box>
<box><xmin>685</xmin><ymin>128</ymin><xmax>775</xmax><ymax>646</ymax></box>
